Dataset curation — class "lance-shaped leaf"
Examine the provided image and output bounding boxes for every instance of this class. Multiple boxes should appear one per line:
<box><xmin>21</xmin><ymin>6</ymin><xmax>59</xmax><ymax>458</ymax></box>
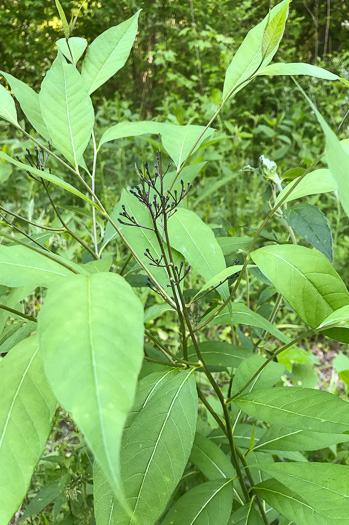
<box><xmin>98</xmin><ymin>120</ymin><xmax>215</xmax><ymax>167</ymax></box>
<box><xmin>275</xmin><ymin>169</ymin><xmax>337</xmax><ymax>206</ymax></box>
<box><xmin>56</xmin><ymin>37</ymin><xmax>87</xmax><ymax>63</ymax></box>
<box><xmin>110</xmin><ymin>369</ymin><xmax>198</xmax><ymax>524</ymax></box>
<box><xmin>253</xmin><ymin>478</ymin><xmax>334</xmax><ymax>525</ymax></box>
<box><xmin>190</xmin><ymin>433</ymin><xmax>236</xmax><ymax>480</ymax></box>
<box><xmin>318</xmin><ymin>305</ymin><xmax>349</xmax><ymax>330</ymax></box>
<box><xmin>0</xmin><ymin>244</ymin><xmax>77</xmax><ymax>287</ymax></box>
<box><xmin>162</xmin><ymin>479</ymin><xmax>234</xmax><ymax>525</ymax></box>
<box><xmin>0</xmin><ymin>83</ymin><xmax>18</xmax><ymax>126</ymax></box>
<box><xmin>235</xmin><ymin>387</ymin><xmax>349</xmax><ymax>433</ymax></box>
<box><xmin>191</xmin><ymin>264</ymin><xmax>250</xmax><ymax>302</ymax></box>
<box><xmin>38</xmin><ymin>272</ymin><xmax>144</xmax><ymax>505</ymax></box>
<box><xmin>0</xmin><ymin>336</ymin><xmax>56</xmax><ymax>525</ymax></box>
<box><xmin>1</xmin><ymin>71</ymin><xmax>50</xmax><ymax>140</ymax></box>
<box><xmin>93</xmin><ymin>369</ymin><xmax>179</xmax><ymax>525</ymax></box>
<box><xmin>40</xmin><ymin>54</ymin><xmax>94</xmax><ymax>168</ymax></box>
<box><xmin>223</xmin><ymin>0</ymin><xmax>290</xmax><ymax>100</ymax></box>
<box><xmin>0</xmin><ymin>152</ymin><xmax>98</xmax><ymax>208</ymax></box>
<box><xmin>232</xmin><ymin>355</ymin><xmax>285</xmax><ymax>395</ymax></box>
<box><xmin>253</xmin><ymin>425</ymin><xmax>349</xmax><ymax>452</ymax></box>
<box><xmin>300</xmin><ymin>85</ymin><xmax>349</xmax><ymax>218</ymax></box>
<box><xmin>256</xmin><ymin>62</ymin><xmax>341</xmax><ymax>81</ymax></box>
<box><xmin>187</xmin><ymin>341</ymin><xmax>251</xmax><ymax>370</ymax></box>
<box><xmin>254</xmin><ymin>462</ymin><xmax>349</xmax><ymax>524</ymax></box>
<box><xmin>202</xmin><ymin>302</ymin><xmax>292</xmax><ymax>344</ymax></box>
<box><xmin>251</xmin><ymin>245</ymin><xmax>349</xmax><ymax>328</ymax></box>
<box><xmin>167</xmin><ymin>208</ymin><xmax>229</xmax><ymax>300</ymax></box>
<box><xmin>230</xmin><ymin>502</ymin><xmax>267</xmax><ymax>524</ymax></box>
<box><xmin>284</xmin><ymin>203</ymin><xmax>333</xmax><ymax>261</ymax></box>
<box><xmin>81</xmin><ymin>11</ymin><xmax>141</xmax><ymax>94</ymax></box>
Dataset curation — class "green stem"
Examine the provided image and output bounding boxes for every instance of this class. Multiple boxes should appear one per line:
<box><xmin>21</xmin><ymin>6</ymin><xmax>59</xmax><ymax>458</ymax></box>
<box><xmin>0</xmin><ymin>303</ymin><xmax>37</xmax><ymax>323</ymax></box>
<box><xmin>0</xmin><ymin>205</ymin><xmax>65</xmax><ymax>232</ymax></box>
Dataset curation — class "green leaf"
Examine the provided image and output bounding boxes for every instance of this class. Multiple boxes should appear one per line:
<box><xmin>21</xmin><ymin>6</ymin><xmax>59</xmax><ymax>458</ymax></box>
<box><xmin>253</xmin><ymin>478</ymin><xmax>333</xmax><ymax>525</ymax></box>
<box><xmin>235</xmin><ymin>387</ymin><xmax>349</xmax><ymax>433</ymax></box>
<box><xmin>20</xmin><ymin>474</ymin><xmax>69</xmax><ymax>520</ymax></box>
<box><xmin>299</xmin><ymin>85</ymin><xmax>349</xmax><ymax>218</ymax></box>
<box><xmin>203</xmin><ymin>302</ymin><xmax>292</xmax><ymax>344</ymax></box>
<box><xmin>230</xmin><ymin>502</ymin><xmax>266</xmax><ymax>524</ymax></box>
<box><xmin>187</xmin><ymin>341</ymin><xmax>252</xmax><ymax>370</ymax></box>
<box><xmin>284</xmin><ymin>203</ymin><xmax>333</xmax><ymax>261</ymax></box>
<box><xmin>162</xmin><ymin>479</ymin><xmax>234</xmax><ymax>525</ymax></box>
<box><xmin>0</xmin><ymin>244</ymin><xmax>77</xmax><ymax>287</ymax></box>
<box><xmin>223</xmin><ymin>0</ymin><xmax>290</xmax><ymax>100</ymax></box>
<box><xmin>56</xmin><ymin>37</ymin><xmax>87</xmax><ymax>63</ymax></box>
<box><xmin>1</xmin><ymin>71</ymin><xmax>50</xmax><ymax>140</ymax></box>
<box><xmin>111</xmin><ymin>369</ymin><xmax>198</xmax><ymax>524</ymax></box>
<box><xmin>38</xmin><ymin>272</ymin><xmax>144</xmax><ymax>505</ymax></box>
<box><xmin>232</xmin><ymin>355</ymin><xmax>285</xmax><ymax>395</ymax></box>
<box><xmin>0</xmin><ymin>151</ymin><xmax>98</xmax><ymax>208</ymax></box>
<box><xmin>254</xmin><ymin>425</ymin><xmax>349</xmax><ymax>452</ymax></box>
<box><xmin>98</xmin><ymin>121</ymin><xmax>215</xmax><ymax>167</ymax></box>
<box><xmin>0</xmin><ymin>321</ymin><xmax>36</xmax><ymax>355</ymax></box>
<box><xmin>261</xmin><ymin>1</ymin><xmax>291</xmax><ymax>59</ymax></box>
<box><xmin>167</xmin><ymin>208</ymin><xmax>229</xmax><ymax>300</ymax></box>
<box><xmin>81</xmin><ymin>11</ymin><xmax>141</xmax><ymax>94</ymax></box>
<box><xmin>0</xmin><ymin>83</ymin><xmax>18</xmax><ymax>126</ymax></box>
<box><xmin>191</xmin><ymin>264</ymin><xmax>249</xmax><ymax>302</ymax></box>
<box><xmin>55</xmin><ymin>0</ymin><xmax>70</xmax><ymax>39</ymax></box>
<box><xmin>40</xmin><ymin>54</ymin><xmax>94</xmax><ymax>168</ymax></box>
<box><xmin>254</xmin><ymin>462</ymin><xmax>349</xmax><ymax>524</ymax></box>
<box><xmin>190</xmin><ymin>432</ymin><xmax>236</xmax><ymax>480</ymax></box>
<box><xmin>275</xmin><ymin>169</ymin><xmax>337</xmax><ymax>206</ymax></box>
<box><xmin>256</xmin><ymin>62</ymin><xmax>340</xmax><ymax>81</ymax></box>
<box><xmin>216</xmin><ymin>236</ymin><xmax>255</xmax><ymax>255</ymax></box>
<box><xmin>251</xmin><ymin>245</ymin><xmax>349</xmax><ymax>328</ymax></box>
<box><xmin>0</xmin><ymin>336</ymin><xmax>56</xmax><ymax>524</ymax></box>
<box><xmin>318</xmin><ymin>305</ymin><xmax>349</xmax><ymax>330</ymax></box>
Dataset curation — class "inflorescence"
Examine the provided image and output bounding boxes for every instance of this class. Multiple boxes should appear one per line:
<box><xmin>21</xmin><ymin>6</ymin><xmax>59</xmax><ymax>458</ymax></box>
<box><xmin>16</xmin><ymin>145</ymin><xmax>51</xmax><ymax>183</ymax></box>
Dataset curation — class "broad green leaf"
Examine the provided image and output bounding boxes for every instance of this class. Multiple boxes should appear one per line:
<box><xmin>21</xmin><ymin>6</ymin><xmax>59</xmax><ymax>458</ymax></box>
<box><xmin>167</xmin><ymin>208</ymin><xmax>229</xmax><ymax>299</ymax></box>
<box><xmin>0</xmin><ymin>71</ymin><xmax>50</xmax><ymax>140</ymax></box>
<box><xmin>187</xmin><ymin>341</ymin><xmax>252</xmax><ymax>370</ymax></box>
<box><xmin>223</xmin><ymin>0</ymin><xmax>290</xmax><ymax>100</ymax></box>
<box><xmin>253</xmin><ymin>478</ymin><xmax>333</xmax><ymax>525</ymax></box>
<box><xmin>216</xmin><ymin>236</ymin><xmax>255</xmax><ymax>255</ymax></box>
<box><xmin>105</xmin><ymin>189</ymin><xmax>183</xmax><ymax>290</ymax></box>
<box><xmin>203</xmin><ymin>302</ymin><xmax>292</xmax><ymax>344</ymax></box>
<box><xmin>232</xmin><ymin>355</ymin><xmax>285</xmax><ymax>395</ymax></box>
<box><xmin>98</xmin><ymin>121</ymin><xmax>215</xmax><ymax>167</ymax></box>
<box><xmin>111</xmin><ymin>369</ymin><xmax>197</xmax><ymax>524</ymax></box>
<box><xmin>300</xmin><ymin>86</ymin><xmax>349</xmax><ymax>218</ymax></box>
<box><xmin>81</xmin><ymin>11</ymin><xmax>141</xmax><ymax>94</ymax></box>
<box><xmin>0</xmin><ymin>336</ymin><xmax>56</xmax><ymax>525</ymax></box>
<box><xmin>190</xmin><ymin>432</ymin><xmax>236</xmax><ymax>480</ymax></box>
<box><xmin>0</xmin><ymin>151</ymin><xmax>98</xmax><ymax>208</ymax></box>
<box><xmin>0</xmin><ymin>244</ymin><xmax>77</xmax><ymax>287</ymax></box>
<box><xmin>54</xmin><ymin>0</ymin><xmax>70</xmax><ymax>39</ymax></box>
<box><xmin>230</xmin><ymin>503</ymin><xmax>266</xmax><ymax>524</ymax></box>
<box><xmin>38</xmin><ymin>272</ymin><xmax>144</xmax><ymax>505</ymax></box>
<box><xmin>284</xmin><ymin>203</ymin><xmax>333</xmax><ymax>261</ymax></box>
<box><xmin>56</xmin><ymin>37</ymin><xmax>87</xmax><ymax>63</ymax></box>
<box><xmin>256</xmin><ymin>62</ymin><xmax>340</xmax><ymax>81</ymax></box>
<box><xmin>93</xmin><ymin>370</ymin><xmax>178</xmax><ymax>524</ymax></box>
<box><xmin>20</xmin><ymin>474</ymin><xmax>69</xmax><ymax>520</ymax></box>
<box><xmin>162</xmin><ymin>479</ymin><xmax>234</xmax><ymax>525</ymax></box>
<box><xmin>0</xmin><ymin>83</ymin><xmax>18</xmax><ymax>126</ymax></box>
<box><xmin>235</xmin><ymin>387</ymin><xmax>349</xmax><ymax>433</ymax></box>
<box><xmin>251</xmin><ymin>245</ymin><xmax>349</xmax><ymax>328</ymax></box>
<box><xmin>275</xmin><ymin>169</ymin><xmax>337</xmax><ymax>206</ymax></box>
<box><xmin>144</xmin><ymin>303</ymin><xmax>174</xmax><ymax>322</ymax></box>
<box><xmin>254</xmin><ymin>425</ymin><xmax>349</xmax><ymax>452</ymax></box>
<box><xmin>254</xmin><ymin>462</ymin><xmax>349</xmax><ymax>524</ymax></box>
<box><xmin>40</xmin><ymin>54</ymin><xmax>94</xmax><ymax>168</ymax></box>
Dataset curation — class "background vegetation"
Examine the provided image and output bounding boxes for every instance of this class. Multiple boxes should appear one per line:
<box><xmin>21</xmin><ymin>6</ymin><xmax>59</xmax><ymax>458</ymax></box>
<box><xmin>1</xmin><ymin>1</ymin><xmax>349</xmax><ymax>523</ymax></box>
